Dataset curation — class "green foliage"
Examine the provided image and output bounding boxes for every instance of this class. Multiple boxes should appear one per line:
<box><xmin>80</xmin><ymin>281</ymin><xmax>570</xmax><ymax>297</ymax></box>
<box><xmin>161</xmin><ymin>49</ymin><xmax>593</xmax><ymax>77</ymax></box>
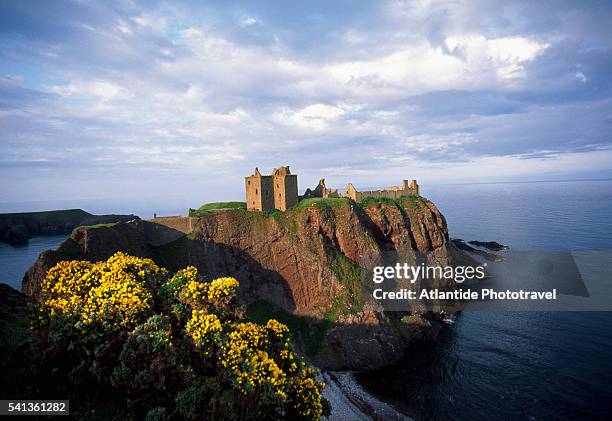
<box><xmin>144</xmin><ymin>407</ymin><xmax>168</xmax><ymax>421</ymax></box>
<box><xmin>189</xmin><ymin>202</ymin><xmax>246</xmax><ymax>216</ymax></box>
<box><xmin>247</xmin><ymin>301</ymin><xmax>321</xmax><ymax>355</ymax></box>
<box><xmin>111</xmin><ymin>315</ymin><xmax>176</xmax><ymax>394</ymax></box>
<box><xmin>175</xmin><ymin>386</ymin><xmax>204</xmax><ymax>419</ymax></box>
<box><xmin>324</xmin><ymin>247</ymin><xmax>364</xmax><ymax>315</ymax></box>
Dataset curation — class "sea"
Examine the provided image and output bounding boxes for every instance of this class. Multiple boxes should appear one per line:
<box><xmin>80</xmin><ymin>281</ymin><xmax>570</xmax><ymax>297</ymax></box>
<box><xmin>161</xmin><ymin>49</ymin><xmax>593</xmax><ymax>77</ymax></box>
<box><xmin>1</xmin><ymin>179</ymin><xmax>611</xmax><ymax>420</ymax></box>
<box><xmin>357</xmin><ymin>179</ymin><xmax>612</xmax><ymax>420</ymax></box>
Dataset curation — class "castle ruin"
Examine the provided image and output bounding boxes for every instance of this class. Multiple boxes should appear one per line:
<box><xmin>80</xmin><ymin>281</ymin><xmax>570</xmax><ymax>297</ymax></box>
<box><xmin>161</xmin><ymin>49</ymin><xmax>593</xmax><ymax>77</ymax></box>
<box><xmin>344</xmin><ymin>179</ymin><xmax>419</xmax><ymax>201</ymax></box>
<box><xmin>301</xmin><ymin>179</ymin><xmax>340</xmax><ymax>199</ymax></box>
<box><xmin>246</xmin><ymin>165</ymin><xmax>419</xmax><ymax>211</ymax></box>
<box><xmin>245</xmin><ymin>166</ymin><xmax>298</xmax><ymax>211</ymax></box>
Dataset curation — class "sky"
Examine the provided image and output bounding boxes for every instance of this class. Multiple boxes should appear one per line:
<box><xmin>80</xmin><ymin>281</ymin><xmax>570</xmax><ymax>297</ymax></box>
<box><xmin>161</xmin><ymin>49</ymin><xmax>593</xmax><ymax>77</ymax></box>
<box><xmin>1</xmin><ymin>0</ymin><xmax>612</xmax><ymax>210</ymax></box>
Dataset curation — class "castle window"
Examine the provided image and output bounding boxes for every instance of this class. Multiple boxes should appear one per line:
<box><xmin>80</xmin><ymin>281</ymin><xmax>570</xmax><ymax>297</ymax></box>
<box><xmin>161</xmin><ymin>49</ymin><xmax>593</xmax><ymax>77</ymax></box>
<box><xmin>255</xmin><ymin>189</ymin><xmax>258</xmax><ymax>194</ymax></box>
<box><xmin>266</xmin><ymin>189</ymin><xmax>269</xmax><ymax>195</ymax></box>
<box><xmin>248</xmin><ymin>181</ymin><xmax>250</xmax><ymax>185</ymax></box>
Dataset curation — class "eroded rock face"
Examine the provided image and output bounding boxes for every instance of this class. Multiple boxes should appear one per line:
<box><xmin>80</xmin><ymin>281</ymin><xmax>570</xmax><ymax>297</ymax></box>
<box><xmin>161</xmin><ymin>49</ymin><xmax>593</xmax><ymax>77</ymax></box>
<box><xmin>22</xmin><ymin>197</ymin><xmax>475</xmax><ymax>370</ymax></box>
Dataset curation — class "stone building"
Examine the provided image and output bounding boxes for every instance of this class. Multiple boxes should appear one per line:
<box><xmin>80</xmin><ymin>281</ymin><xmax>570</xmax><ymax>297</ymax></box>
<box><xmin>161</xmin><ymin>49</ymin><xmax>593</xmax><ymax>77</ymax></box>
<box><xmin>344</xmin><ymin>179</ymin><xmax>419</xmax><ymax>201</ymax></box>
<box><xmin>245</xmin><ymin>166</ymin><xmax>298</xmax><ymax>211</ymax></box>
<box><xmin>301</xmin><ymin>178</ymin><xmax>340</xmax><ymax>200</ymax></box>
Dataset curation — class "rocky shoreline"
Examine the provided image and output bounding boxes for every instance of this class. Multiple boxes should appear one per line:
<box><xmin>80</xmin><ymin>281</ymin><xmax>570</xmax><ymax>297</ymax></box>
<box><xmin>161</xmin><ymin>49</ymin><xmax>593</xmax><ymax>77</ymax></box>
<box><xmin>322</xmin><ymin>371</ymin><xmax>411</xmax><ymax>420</ymax></box>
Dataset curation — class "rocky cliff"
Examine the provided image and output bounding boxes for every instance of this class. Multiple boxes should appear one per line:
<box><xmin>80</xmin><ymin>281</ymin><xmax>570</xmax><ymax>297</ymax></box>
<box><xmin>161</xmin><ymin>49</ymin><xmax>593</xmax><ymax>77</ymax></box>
<box><xmin>23</xmin><ymin>197</ymin><xmax>476</xmax><ymax>370</ymax></box>
<box><xmin>0</xmin><ymin>209</ymin><xmax>139</xmax><ymax>245</ymax></box>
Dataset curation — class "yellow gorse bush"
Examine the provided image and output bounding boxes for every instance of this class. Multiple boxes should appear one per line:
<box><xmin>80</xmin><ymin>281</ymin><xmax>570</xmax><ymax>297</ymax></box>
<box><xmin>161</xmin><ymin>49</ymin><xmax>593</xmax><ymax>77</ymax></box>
<box><xmin>207</xmin><ymin>277</ymin><xmax>240</xmax><ymax>302</ymax></box>
<box><xmin>181</xmin><ymin>280</ymin><xmax>209</xmax><ymax>305</ymax></box>
<box><xmin>41</xmin><ymin>252</ymin><xmax>167</xmax><ymax>330</ymax></box>
<box><xmin>186</xmin><ymin>309</ymin><xmax>326</xmax><ymax>419</ymax></box>
<box><xmin>180</xmin><ymin>276</ymin><xmax>239</xmax><ymax>308</ymax></box>
<box><xmin>185</xmin><ymin>310</ymin><xmax>222</xmax><ymax>355</ymax></box>
<box><xmin>41</xmin><ymin>254</ymin><xmax>328</xmax><ymax>419</ymax></box>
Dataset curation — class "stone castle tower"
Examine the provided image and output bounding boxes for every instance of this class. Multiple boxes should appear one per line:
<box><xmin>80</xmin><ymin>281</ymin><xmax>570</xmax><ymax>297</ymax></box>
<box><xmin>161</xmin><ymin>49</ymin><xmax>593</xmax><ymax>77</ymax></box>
<box><xmin>245</xmin><ymin>166</ymin><xmax>298</xmax><ymax>211</ymax></box>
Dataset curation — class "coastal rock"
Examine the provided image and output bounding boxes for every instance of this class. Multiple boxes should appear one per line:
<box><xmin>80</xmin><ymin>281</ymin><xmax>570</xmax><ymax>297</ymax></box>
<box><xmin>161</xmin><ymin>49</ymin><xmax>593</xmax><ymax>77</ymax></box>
<box><xmin>452</xmin><ymin>239</ymin><xmax>506</xmax><ymax>262</ymax></box>
<box><xmin>468</xmin><ymin>240</ymin><xmax>509</xmax><ymax>251</ymax></box>
<box><xmin>0</xmin><ymin>223</ymin><xmax>29</xmax><ymax>245</ymax></box>
<box><xmin>23</xmin><ymin>197</ymin><xmax>478</xmax><ymax>370</ymax></box>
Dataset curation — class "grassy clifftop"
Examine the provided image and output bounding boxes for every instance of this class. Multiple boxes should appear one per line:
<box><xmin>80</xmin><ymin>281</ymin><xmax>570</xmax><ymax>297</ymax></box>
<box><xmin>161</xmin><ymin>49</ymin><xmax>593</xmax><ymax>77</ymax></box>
<box><xmin>189</xmin><ymin>201</ymin><xmax>246</xmax><ymax>216</ymax></box>
<box><xmin>191</xmin><ymin>195</ymin><xmax>426</xmax><ymax>216</ymax></box>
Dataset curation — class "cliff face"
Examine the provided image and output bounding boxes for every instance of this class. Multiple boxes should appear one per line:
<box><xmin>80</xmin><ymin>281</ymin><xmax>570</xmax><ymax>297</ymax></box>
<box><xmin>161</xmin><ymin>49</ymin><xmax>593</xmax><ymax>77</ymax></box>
<box><xmin>0</xmin><ymin>209</ymin><xmax>139</xmax><ymax>245</ymax></box>
<box><xmin>23</xmin><ymin>197</ymin><xmax>474</xmax><ymax>370</ymax></box>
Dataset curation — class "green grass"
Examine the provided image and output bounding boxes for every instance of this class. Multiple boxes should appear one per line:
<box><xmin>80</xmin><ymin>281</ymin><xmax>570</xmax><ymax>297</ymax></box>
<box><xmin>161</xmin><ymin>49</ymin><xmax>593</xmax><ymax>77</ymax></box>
<box><xmin>189</xmin><ymin>202</ymin><xmax>246</xmax><ymax>216</ymax></box>
<box><xmin>324</xmin><ymin>247</ymin><xmax>364</xmax><ymax>314</ymax></box>
<box><xmin>396</xmin><ymin>195</ymin><xmax>425</xmax><ymax>209</ymax></box>
<box><xmin>246</xmin><ymin>301</ymin><xmax>330</xmax><ymax>355</ymax></box>
<box><xmin>359</xmin><ymin>196</ymin><xmax>397</xmax><ymax>207</ymax></box>
<box><xmin>291</xmin><ymin>197</ymin><xmax>351</xmax><ymax>210</ymax></box>
<box><xmin>356</xmin><ymin>195</ymin><xmax>425</xmax><ymax>212</ymax></box>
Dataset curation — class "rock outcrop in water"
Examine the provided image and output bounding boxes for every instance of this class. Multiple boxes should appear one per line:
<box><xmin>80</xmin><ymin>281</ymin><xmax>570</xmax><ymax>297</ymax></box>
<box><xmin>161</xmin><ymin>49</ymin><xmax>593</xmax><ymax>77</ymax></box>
<box><xmin>0</xmin><ymin>209</ymin><xmax>139</xmax><ymax>245</ymax></box>
<box><xmin>23</xmin><ymin>197</ymin><xmax>477</xmax><ymax>370</ymax></box>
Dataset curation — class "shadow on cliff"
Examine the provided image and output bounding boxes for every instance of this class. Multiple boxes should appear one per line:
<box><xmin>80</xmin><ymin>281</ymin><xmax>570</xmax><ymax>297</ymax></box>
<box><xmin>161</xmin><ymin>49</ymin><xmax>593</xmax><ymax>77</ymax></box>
<box><xmin>153</xmin><ymin>235</ymin><xmax>298</xmax><ymax>314</ymax></box>
<box><xmin>22</xmin><ymin>221</ymin><xmax>298</xmax><ymax>314</ymax></box>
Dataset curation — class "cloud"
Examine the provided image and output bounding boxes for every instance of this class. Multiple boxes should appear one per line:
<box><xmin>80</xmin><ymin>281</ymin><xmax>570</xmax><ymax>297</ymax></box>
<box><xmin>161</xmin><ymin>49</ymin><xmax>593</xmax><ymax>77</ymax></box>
<box><xmin>240</xmin><ymin>17</ymin><xmax>257</xmax><ymax>27</ymax></box>
<box><xmin>272</xmin><ymin>104</ymin><xmax>346</xmax><ymax>130</ymax></box>
<box><xmin>0</xmin><ymin>0</ymin><xmax>611</xmax><ymax>204</ymax></box>
<box><xmin>48</xmin><ymin>80</ymin><xmax>132</xmax><ymax>101</ymax></box>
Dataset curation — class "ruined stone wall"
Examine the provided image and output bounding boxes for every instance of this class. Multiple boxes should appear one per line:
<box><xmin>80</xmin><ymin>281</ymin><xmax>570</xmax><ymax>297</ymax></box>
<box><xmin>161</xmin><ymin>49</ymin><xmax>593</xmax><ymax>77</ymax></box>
<box><xmin>148</xmin><ymin>216</ymin><xmax>195</xmax><ymax>235</ymax></box>
<box><xmin>345</xmin><ymin>184</ymin><xmax>419</xmax><ymax>201</ymax></box>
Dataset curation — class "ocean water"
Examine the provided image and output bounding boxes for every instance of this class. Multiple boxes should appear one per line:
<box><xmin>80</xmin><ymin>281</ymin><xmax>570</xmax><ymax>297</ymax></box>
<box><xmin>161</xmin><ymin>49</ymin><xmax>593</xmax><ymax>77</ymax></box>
<box><xmin>357</xmin><ymin>179</ymin><xmax>612</xmax><ymax>420</ymax></box>
<box><xmin>0</xmin><ymin>235</ymin><xmax>67</xmax><ymax>290</ymax></box>
<box><xmin>1</xmin><ymin>180</ymin><xmax>611</xmax><ymax>420</ymax></box>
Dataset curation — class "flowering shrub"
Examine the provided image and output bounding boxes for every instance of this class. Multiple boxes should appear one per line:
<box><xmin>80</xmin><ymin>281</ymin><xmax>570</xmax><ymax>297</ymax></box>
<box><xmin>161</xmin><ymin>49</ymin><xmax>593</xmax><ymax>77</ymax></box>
<box><xmin>180</xmin><ymin>279</ymin><xmax>209</xmax><ymax>308</ymax></box>
<box><xmin>41</xmin><ymin>252</ymin><xmax>167</xmax><ymax>331</ymax></box>
<box><xmin>185</xmin><ymin>310</ymin><xmax>222</xmax><ymax>355</ymax></box>
<box><xmin>207</xmin><ymin>277</ymin><xmax>240</xmax><ymax>307</ymax></box>
<box><xmin>179</xmin><ymin>276</ymin><xmax>239</xmax><ymax>310</ymax></box>
<box><xmin>160</xmin><ymin>266</ymin><xmax>198</xmax><ymax>299</ymax></box>
<box><xmin>36</xmin><ymin>253</ymin><xmax>329</xmax><ymax>420</ymax></box>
